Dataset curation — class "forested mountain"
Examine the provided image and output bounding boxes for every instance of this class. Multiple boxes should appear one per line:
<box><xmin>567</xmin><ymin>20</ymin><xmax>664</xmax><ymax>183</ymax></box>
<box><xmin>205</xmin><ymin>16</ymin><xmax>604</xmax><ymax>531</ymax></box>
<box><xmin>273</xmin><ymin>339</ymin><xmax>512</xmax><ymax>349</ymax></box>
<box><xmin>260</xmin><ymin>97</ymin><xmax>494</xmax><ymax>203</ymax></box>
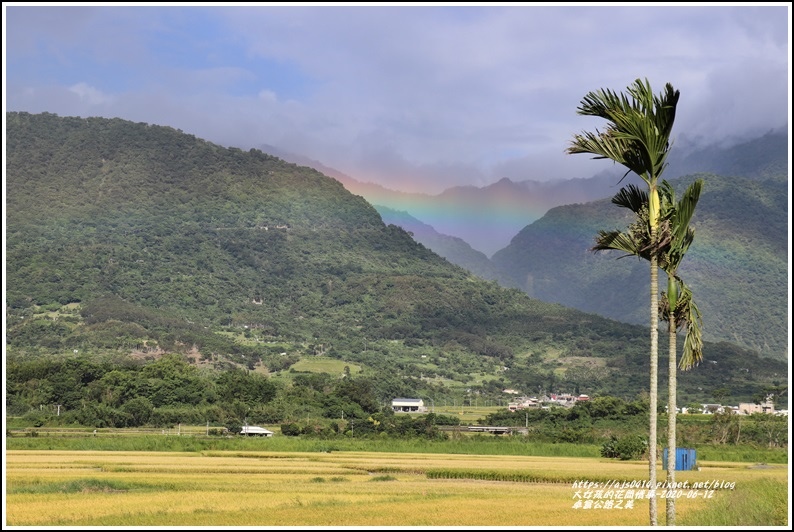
<box><xmin>4</xmin><ymin>112</ymin><xmax>786</xmax><ymax>407</ymax></box>
<box><xmin>491</xmin><ymin>172</ymin><xmax>789</xmax><ymax>362</ymax></box>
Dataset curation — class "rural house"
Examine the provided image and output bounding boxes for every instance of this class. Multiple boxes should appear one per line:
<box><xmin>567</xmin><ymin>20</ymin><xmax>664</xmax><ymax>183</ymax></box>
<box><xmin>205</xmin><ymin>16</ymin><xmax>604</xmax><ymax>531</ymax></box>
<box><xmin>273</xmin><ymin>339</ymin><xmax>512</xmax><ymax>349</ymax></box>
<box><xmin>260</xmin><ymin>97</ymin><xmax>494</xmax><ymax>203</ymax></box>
<box><xmin>240</xmin><ymin>425</ymin><xmax>274</xmax><ymax>437</ymax></box>
<box><xmin>391</xmin><ymin>398</ymin><xmax>426</xmax><ymax>413</ymax></box>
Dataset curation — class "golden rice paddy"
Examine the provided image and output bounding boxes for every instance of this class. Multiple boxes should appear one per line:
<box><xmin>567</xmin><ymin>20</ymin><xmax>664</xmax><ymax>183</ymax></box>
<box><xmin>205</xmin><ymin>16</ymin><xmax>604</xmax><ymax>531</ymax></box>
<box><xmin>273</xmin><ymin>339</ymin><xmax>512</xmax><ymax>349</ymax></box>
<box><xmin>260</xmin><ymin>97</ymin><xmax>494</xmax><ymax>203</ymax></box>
<box><xmin>5</xmin><ymin>450</ymin><xmax>787</xmax><ymax>526</ymax></box>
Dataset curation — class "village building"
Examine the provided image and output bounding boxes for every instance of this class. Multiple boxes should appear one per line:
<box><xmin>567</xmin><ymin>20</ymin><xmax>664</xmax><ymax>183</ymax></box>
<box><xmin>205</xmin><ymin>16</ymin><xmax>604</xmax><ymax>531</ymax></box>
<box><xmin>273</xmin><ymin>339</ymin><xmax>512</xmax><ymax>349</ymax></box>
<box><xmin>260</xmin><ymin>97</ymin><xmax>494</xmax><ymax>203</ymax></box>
<box><xmin>391</xmin><ymin>398</ymin><xmax>426</xmax><ymax>413</ymax></box>
<box><xmin>508</xmin><ymin>397</ymin><xmax>540</xmax><ymax>411</ymax></box>
<box><xmin>738</xmin><ymin>397</ymin><xmax>776</xmax><ymax>415</ymax></box>
<box><xmin>240</xmin><ymin>425</ymin><xmax>274</xmax><ymax>437</ymax></box>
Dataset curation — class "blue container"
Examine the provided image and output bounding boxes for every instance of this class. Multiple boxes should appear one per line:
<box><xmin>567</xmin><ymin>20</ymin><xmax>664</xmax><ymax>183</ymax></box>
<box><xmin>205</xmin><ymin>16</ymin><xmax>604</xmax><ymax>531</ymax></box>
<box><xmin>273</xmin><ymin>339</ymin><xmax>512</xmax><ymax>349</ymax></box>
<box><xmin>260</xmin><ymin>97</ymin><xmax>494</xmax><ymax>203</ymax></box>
<box><xmin>663</xmin><ymin>447</ymin><xmax>696</xmax><ymax>471</ymax></box>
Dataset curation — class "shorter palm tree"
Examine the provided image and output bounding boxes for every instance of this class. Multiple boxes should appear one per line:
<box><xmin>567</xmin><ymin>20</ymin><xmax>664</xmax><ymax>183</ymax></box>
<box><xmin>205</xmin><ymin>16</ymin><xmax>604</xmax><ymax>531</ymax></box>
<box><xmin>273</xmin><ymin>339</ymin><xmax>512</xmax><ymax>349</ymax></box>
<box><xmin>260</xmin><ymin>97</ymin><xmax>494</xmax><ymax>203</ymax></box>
<box><xmin>656</xmin><ymin>179</ymin><xmax>703</xmax><ymax>525</ymax></box>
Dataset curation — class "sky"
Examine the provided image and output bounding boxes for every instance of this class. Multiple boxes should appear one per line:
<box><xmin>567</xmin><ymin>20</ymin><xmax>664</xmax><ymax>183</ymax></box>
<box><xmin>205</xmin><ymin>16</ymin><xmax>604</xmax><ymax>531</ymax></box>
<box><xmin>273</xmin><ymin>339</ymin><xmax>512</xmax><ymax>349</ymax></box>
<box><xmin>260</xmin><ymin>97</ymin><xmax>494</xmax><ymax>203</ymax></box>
<box><xmin>3</xmin><ymin>2</ymin><xmax>792</xmax><ymax>194</ymax></box>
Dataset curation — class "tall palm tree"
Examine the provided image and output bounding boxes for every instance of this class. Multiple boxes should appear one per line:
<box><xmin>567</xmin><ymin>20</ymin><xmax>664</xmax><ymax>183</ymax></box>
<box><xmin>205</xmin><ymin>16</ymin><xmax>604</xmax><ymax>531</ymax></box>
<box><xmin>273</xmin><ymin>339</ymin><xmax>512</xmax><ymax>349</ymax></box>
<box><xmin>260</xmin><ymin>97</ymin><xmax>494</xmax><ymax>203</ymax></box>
<box><xmin>568</xmin><ymin>78</ymin><xmax>680</xmax><ymax>526</ymax></box>
<box><xmin>592</xmin><ymin>179</ymin><xmax>704</xmax><ymax>525</ymax></box>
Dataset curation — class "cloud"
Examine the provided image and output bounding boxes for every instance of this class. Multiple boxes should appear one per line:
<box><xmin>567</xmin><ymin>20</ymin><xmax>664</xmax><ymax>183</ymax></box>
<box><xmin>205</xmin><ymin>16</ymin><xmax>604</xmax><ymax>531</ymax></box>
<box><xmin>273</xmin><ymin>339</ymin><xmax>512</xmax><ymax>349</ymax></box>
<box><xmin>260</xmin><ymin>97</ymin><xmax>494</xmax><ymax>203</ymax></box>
<box><xmin>68</xmin><ymin>82</ymin><xmax>114</xmax><ymax>105</ymax></box>
<box><xmin>4</xmin><ymin>4</ymin><xmax>790</xmax><ymax>193</ymax></box>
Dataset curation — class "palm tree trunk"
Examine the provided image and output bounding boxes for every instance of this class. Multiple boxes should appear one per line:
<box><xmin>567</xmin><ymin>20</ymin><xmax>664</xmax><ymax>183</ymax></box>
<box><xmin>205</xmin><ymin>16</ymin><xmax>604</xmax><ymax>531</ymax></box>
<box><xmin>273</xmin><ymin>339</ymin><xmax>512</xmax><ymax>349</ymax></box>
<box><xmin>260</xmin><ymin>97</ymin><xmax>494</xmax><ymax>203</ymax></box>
<box><xmin>667</xmin><ymin>316</ymin><xmax>677</xmax><ymax>525</ymax></box>
<box><xmin>649</xmin><ymin>254</ymin><xmax>659</xmax><ymax>526</ymax></box>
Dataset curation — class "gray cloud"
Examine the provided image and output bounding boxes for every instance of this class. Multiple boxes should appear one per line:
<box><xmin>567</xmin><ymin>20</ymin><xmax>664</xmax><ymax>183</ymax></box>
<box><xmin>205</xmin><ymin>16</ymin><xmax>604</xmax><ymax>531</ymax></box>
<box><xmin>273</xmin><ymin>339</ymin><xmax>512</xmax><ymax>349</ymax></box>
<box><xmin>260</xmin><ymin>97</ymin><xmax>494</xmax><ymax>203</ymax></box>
<box><xmin>5</xmin><ymin>4</ymin><xmax>790</xmax><ymax>193</ymax></box>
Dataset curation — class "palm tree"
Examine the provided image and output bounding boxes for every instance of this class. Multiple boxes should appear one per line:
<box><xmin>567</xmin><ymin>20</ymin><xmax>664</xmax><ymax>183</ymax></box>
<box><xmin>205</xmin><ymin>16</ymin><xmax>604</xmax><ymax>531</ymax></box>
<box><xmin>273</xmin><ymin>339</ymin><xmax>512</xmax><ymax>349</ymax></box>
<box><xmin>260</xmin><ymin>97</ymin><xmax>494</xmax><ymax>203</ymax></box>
<box><xmin>592</xmin><ymin>178</ymin><xmax>704</xmax><ymax>525</ymax></box>
<box><xmin>657</xmin><ymin>179</ymin><xmax>704</xmax><ymax>526</ymax></box>
<box><xmin>568</xmin><ymin>78</ymin><xmax>680</xmax><ymax>526</ymax></box>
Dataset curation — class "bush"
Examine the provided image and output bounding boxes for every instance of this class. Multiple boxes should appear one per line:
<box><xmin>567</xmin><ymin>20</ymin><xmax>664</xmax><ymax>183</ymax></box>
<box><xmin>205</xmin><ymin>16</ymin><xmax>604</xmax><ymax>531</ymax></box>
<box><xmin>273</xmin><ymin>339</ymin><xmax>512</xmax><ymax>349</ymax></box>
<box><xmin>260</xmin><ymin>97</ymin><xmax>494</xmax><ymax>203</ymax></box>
<box><xmin>23</xmin><ymin>410</ymin><xmax>52</xmax><ymax>428</ymax></box>
<box><xmin>601</xmin><ymin>434</ymin><xmax>647</xmax><ymax>460</ymax></box>
<box><xmin>280</xmin><ymin>422</ymin><xmax>301</xmax><ymax>436</ymax></box>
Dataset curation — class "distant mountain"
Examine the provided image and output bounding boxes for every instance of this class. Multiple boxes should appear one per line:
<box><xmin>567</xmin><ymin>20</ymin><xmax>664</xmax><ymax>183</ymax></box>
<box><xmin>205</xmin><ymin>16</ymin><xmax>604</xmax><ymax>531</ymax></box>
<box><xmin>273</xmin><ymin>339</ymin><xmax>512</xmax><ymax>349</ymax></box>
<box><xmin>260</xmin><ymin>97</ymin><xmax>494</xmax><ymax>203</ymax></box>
<box><xmin>258</xmin><ymin>141</ymin><xmax>630</xmax><ymax>256</ymax></box>
<box><xmin>667</xmin><ymin>128</ymin><xmax>788</xmax><ymax>182</ymax></box>
<box><xmin>374</xmin><ymin>205</ymin><xmax>518</xmax><ymax>287</ymax></box>
<box><xmin>6</xmin><ymin>111</ymin><xmax>784</xmax><ymax>403</ymax></box>
<box><xmin>336</xmin><ymin>172</ymin><xmax>633</xmax><ymax>257</ymax></box>
<box><xmin>491</xmin><ymin>172</ymin><xmax>789</xmax><ymax>361</ymax></box>
<box><xmin>266</xmin><ymin>129</ymin><xmax>788</xmax><ymax>258</ymax></box>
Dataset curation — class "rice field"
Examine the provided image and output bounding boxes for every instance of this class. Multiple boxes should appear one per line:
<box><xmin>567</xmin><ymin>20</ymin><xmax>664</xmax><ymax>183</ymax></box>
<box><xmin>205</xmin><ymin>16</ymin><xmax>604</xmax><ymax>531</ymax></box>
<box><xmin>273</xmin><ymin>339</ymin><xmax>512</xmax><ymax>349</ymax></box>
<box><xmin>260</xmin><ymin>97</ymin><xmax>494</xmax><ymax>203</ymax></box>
<box><xmin>5</xmin><ymin>449</ymin><xmax>788</xmax><ymax>526</ymax></box>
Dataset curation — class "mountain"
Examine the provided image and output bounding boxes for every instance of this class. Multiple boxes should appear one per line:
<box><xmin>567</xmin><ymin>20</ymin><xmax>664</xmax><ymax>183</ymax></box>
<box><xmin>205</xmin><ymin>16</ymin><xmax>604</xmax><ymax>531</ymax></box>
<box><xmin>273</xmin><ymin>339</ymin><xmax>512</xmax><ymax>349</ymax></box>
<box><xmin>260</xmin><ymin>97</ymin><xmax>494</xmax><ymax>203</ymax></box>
<box><xmin>4</xmin><ymin>111</ymin><xmax>785</xmax><ymax>404</ymax></box>
<box><xmin>257</xmin><ymin>142</ymin><xmax>629</xmax><ymax>257</ymax></box>
<box><xmin>491</xmin><ymin>172</ymin><xmax>789</xmax><ymax>362</ymax></box>
<box><xmin>374</xmin><ymin>205</ymin><xmax>518</xmax><ymax>287</ymax></box>
<box><xmin>268</xmin><ymin>129</ymin><xmax>789</xmax><ymax>258</ymax></box>
<box><xmin>666</xmin><ymin>128</ymin><xmax>788</xmax><ymax>182</ymax></box>
<box><xmin>335</xmin><ymin>172</ymin><xmax>630</xmax><ymax>257</ymax></box>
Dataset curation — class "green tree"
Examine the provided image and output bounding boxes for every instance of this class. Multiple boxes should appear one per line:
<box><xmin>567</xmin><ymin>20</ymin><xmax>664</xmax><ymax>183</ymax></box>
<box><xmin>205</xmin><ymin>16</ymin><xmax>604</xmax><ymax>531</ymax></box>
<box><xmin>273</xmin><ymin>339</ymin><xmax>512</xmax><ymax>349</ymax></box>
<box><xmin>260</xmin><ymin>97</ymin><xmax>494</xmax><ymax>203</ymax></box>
<box><xmin>568</xmin><ymin>78</ymin><xmax>680</xmax><ymax>526</ymax></box>
<box><xmin>712</xmin><ymin>387</ymin><xmax>730</xmax><ymax>404</ymax></box>
<box><xmin>121</xmin><ymin>396</ymin><xmax>154</xmax><ymax>426</ymax></box>
<box><xmin>216</xmin><ymin>369</ymin><xmax>277</xmax><ymax>408</ymax></box>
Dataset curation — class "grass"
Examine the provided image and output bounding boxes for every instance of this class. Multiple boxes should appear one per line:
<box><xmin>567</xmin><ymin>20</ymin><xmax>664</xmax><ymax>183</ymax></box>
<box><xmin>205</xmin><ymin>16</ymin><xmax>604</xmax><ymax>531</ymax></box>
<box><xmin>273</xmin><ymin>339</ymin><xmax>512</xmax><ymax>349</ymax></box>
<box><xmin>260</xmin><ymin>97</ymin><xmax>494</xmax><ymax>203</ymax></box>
<box><xmin>428</xmin><ymin>405</ymin><xmax>503</xmax><ymax>423</ymax></box>
<box><xmin>287</xmin><ymin>357</ymin><xmax>361</xmax><ymax>375</ymax></box>
<box><xmin>692</xmin><ymin>444</ymin><xmax>788</xmax><ymax>464</ymax></box>
<box><xmin>6</xmin><ymin>433</ymin><xmax>604</xmax><ymax>457</ymax></box>
<box><xmin>678</xmin><ymin>477</ymin><xmax>788</xmax><ymax>526</ymax></box>
<box><xmin>7</xmin><ymin>430</ymin><xmax>788</xmax><ymax>464</ymax></box>
<box><xmin>8</xmin><ymin>478</ymin><xmax>140</xmax><ymax>494</ymax></box>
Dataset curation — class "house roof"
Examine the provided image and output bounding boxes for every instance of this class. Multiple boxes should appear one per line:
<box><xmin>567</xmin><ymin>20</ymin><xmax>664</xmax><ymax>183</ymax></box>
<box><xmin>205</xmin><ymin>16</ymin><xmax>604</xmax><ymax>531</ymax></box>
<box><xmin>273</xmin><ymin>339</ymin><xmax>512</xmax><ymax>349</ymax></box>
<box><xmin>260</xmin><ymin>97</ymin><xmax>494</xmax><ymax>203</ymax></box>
<box><xmin>241</xmin><ymin>425</ymin><xmax>274</xmax><ymax>433</ymax></box>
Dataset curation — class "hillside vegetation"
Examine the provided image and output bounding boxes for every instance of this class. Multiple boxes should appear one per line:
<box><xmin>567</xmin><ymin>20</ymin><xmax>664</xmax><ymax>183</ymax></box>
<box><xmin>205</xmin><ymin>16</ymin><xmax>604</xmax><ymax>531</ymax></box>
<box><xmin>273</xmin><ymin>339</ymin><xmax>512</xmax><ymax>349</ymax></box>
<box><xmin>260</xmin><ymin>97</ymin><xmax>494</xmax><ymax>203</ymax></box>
<box><xmin>491</xmin><ymin>172</ymin><xmax>788</xmax><ymax>360</ymax></box>
<box><xmin>5</xmin><ymin>112</ymin><xmax>785</xmax><ymax>418</ymax></box>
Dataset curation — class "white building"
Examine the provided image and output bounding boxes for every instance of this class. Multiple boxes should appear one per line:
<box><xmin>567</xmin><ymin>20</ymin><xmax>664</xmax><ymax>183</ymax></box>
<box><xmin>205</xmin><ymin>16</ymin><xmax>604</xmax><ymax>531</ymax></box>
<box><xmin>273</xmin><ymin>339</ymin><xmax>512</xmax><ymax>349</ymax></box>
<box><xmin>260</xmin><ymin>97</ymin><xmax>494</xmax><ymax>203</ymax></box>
<box><xmin>240</xmin><ymin>425</ymin><xmax>274</xmax><ymax>437</ymax></box>
<box><xmin>391</xmin><ymin>398</ymin><xmax>426</xmax><ymax>413</ymax></box>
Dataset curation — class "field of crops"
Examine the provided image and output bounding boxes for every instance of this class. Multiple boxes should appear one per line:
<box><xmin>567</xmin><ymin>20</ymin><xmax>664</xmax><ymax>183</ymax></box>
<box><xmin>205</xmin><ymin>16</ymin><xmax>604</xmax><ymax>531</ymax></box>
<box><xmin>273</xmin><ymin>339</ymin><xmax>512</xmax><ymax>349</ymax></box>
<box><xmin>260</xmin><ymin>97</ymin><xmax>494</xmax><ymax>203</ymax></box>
<box><xmin>5</xmin><ymin>448</ymin><xmax>788</xmax><ymax>526</ymax></box>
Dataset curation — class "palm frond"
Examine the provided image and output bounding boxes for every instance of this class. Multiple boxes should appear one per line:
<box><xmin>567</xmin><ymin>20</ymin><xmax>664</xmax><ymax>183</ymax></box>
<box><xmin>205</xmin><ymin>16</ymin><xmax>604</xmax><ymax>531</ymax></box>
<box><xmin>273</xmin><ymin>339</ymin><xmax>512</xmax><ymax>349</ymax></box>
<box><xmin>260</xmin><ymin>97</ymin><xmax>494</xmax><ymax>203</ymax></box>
<box><xmin>670</xmin><ymin>179</ymin><xmax>703</xmax><ymax>243</ymax></box>
<box><xmin>659</xmin><ymin>279</ymin><xmax>703</xmax><ymax>371</ymax></box>
<box><xmin>657</xmin><ymin>179</ymin><xmax>703</xmax><ymax>273</ymax></box>
<box><xmin>611</xmin><ymin>184</ymin><xmax>647</xmax><ymax>213</ymax></box>
<box><xmin>591</xmin><ymin>230</ymin><xmax>645</xmax><ymax>257</ymax></box>
<box><xmin>676</xmin><ymin>282</ymin><xmax>704</xmax><ymax>371</ymax></box>
<box><xmin>568</xmin><ymin>78</ymin><xmax>679</xmax><ymax>186</ymax></box>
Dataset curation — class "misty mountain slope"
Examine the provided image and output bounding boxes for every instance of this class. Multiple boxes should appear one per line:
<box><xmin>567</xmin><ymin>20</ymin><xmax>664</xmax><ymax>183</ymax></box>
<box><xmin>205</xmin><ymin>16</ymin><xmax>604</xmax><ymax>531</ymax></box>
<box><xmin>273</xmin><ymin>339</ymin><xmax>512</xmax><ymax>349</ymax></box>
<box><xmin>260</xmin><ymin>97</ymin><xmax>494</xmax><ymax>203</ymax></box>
<box><xmin>374</xmin><ymin>205</ymin><xmax>519</xmax><ymax>286</ymax></box>
<box><xmin>491</xmin><ymin>172</ymin><xmax>789</xmax><ymax>361</ymax></box>
<box><xmin>268</xmin><ymin>129</ymin><xmax>787</xmax><ymax>258</ymax></box>
<box><xmin>6</xmin><ymin>111</ymin><xmax>785</xmax><ymax>403</ymax></box>
<box><xmin>2</xmin><ymin>112</ymin><xmax>631</xmax><ymax>367</ymax></box>
<box><xmin>335</xmin><ymin>173</ymin><xmax>630</xmax><ymax>257</ymax></box>
<box><xmin>666</xmin><ymin>128</ymin><xmax>788</xmax><ymax>182</ymax></box>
